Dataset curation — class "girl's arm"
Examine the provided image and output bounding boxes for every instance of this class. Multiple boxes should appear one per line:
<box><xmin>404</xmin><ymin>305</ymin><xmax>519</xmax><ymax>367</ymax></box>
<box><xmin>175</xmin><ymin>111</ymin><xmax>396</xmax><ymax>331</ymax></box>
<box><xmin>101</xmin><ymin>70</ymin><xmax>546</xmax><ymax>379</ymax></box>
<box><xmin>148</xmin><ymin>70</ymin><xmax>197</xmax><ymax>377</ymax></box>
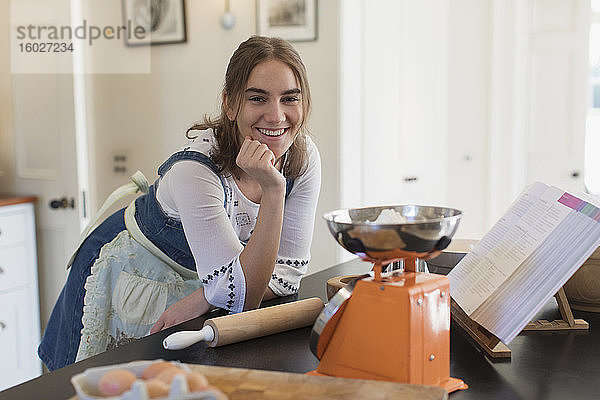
<box><xmin>151</xmin><ymin>138</ymin><xmax>286</xmax><ymax>332</ymax></box>
<box><xmin>150</xmin><ymin>137</ymin><xmax>319</xmax><ymax>332</ymax></box>
<box><xmin>268</xmin><ymin>138</ymin><xmax>321</xmax><ymax>297</ymax></box>
<box><xmin>150</xmin><ymin>287</ymin><xmax>212</xmax><ymax>334</ymax></box>
<box><xmin>235</xmin><ymin>137</ymin><xmax>286</xmax><ymax>309</ymax></box>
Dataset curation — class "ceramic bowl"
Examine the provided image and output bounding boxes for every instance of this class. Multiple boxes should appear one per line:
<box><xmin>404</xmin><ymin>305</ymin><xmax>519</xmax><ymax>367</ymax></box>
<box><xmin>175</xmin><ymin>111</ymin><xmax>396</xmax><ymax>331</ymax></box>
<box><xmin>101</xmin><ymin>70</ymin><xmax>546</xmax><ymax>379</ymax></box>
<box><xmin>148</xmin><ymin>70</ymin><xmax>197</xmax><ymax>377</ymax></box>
<box><xmin>564</xmin><ymin>246</ymin><xmax>600</xmax><ymax>312</ymax></box>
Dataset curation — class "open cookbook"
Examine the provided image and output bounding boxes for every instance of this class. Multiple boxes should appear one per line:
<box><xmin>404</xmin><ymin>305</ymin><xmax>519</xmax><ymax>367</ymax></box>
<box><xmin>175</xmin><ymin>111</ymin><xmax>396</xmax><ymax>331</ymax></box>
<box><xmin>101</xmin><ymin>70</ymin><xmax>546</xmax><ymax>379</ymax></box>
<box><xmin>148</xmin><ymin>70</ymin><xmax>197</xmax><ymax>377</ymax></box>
<box><xmin>449</xmin><ymin>182</ymin><xmax>600</xmax><ymax>344</ymax></box>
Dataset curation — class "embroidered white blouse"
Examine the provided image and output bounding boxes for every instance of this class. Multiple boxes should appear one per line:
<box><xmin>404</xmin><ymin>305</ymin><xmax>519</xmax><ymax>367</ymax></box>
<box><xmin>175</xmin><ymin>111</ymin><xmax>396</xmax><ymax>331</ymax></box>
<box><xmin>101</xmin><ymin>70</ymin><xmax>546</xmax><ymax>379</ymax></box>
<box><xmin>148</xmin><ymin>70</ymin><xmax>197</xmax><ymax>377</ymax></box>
<box><xmin>155</xmin><ymin>129</ymin><xmax>321</xmax><ymax>313</ymax></box>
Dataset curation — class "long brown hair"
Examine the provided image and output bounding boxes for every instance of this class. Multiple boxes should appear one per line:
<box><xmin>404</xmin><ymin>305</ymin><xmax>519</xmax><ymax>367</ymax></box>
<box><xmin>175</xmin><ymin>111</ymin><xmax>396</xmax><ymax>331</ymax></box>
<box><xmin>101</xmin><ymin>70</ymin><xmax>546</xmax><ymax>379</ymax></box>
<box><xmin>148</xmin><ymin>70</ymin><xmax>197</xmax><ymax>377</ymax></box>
<box><xmin>186</xmin><ymin>36</ymin><xmax>312</xmax><ymax>179</ymax></box>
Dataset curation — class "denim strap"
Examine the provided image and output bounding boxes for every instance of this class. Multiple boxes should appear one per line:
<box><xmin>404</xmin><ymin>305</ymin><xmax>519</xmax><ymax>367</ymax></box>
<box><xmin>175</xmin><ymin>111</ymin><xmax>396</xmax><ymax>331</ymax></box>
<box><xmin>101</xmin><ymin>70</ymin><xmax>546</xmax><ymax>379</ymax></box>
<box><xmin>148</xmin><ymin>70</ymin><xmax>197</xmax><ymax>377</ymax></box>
<box><xmin>124</xmin><ymin>201</ymin><xmax>197</xmax><ymax>280</ymax></box>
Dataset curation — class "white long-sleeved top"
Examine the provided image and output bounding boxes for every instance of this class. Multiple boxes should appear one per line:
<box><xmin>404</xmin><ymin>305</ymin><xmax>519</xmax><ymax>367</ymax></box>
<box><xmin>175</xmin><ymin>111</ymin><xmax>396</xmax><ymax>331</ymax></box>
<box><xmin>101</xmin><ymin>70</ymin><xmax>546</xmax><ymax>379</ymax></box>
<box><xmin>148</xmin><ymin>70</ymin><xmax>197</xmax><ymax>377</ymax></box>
<box><xmin>156</xmin><ymin>129</ymin><xmax>321</xmax><ymax>313</ymax></box>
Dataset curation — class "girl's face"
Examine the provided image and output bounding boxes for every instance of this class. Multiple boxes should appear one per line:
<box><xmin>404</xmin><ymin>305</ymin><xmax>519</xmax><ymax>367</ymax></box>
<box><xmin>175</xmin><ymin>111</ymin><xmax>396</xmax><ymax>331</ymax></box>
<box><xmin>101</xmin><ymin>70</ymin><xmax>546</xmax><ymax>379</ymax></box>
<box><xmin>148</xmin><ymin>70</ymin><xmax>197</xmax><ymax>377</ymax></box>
<box><xmin>227</xmin><ymin>60</ymin><xmax>303</xmax><ymax>161</ymax></box>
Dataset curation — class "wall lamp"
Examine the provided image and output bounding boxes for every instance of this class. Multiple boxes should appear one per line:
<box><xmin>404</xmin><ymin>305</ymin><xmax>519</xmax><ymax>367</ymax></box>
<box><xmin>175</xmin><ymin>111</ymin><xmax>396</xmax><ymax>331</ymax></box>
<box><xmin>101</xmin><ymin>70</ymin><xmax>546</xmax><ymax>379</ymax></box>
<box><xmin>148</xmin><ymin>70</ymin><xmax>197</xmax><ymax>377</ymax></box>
<box><xmin>221</xmin><ymin>0</ymin><xmax>235</xmax><ymax>29</ymax></box>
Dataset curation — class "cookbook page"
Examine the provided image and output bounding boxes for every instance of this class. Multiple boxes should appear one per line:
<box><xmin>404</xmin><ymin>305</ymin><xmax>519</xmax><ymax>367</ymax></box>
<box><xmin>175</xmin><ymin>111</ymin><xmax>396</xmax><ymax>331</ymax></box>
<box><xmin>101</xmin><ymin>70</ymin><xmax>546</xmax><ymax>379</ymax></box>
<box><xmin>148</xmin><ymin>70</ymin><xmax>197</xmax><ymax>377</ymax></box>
<box><xmin>448</xmin><ymin>182</ymin><xmax>563</xmax><ymax>314</ymax></box>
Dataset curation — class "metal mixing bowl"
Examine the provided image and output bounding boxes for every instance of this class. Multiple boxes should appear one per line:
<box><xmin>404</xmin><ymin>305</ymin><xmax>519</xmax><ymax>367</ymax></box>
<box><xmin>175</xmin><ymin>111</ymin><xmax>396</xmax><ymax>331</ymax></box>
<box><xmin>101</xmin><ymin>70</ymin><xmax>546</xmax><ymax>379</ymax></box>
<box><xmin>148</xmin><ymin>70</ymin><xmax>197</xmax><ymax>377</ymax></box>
<box><xmin>323</xmin><ymin>205</ymin><xmax>463</xmax><ymax>261</ymax></box>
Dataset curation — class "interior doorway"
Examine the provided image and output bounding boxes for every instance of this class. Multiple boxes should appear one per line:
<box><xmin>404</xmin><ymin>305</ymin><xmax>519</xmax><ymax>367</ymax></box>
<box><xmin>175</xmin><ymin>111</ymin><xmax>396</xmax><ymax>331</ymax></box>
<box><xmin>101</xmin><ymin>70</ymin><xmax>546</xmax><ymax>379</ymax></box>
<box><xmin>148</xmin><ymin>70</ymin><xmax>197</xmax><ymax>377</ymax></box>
<box><xmin>585</xmin><ymin>1</ymin><xmax>600</xmax><ymax>194</ymax></box>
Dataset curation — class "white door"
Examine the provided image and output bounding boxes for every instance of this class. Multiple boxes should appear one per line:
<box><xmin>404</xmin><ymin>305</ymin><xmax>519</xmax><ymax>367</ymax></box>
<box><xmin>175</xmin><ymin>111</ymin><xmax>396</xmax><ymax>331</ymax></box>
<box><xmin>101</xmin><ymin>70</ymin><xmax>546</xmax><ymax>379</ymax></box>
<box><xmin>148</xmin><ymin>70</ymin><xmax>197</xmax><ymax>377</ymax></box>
<box><xmin>343</xmin><ymin>0</ymin><xmax>450</xmax><ymax>208</ymax></box>
<box><xmin>525</xmin><ymin>0</ymin><xmax>590</xmax><ymax>193</ymax></box>
<box><xmin>8</xmin><ymin>74</ymin><xmax>83</xmax><ymax>330</ymax></box>
<box><xmin>483</xmin><ymin>0</ymin><xmax>591</xmax><ymax>228</ymax></box>
<box><xmin>0</xmin><ymin>0</ymin><xmax>87</xmax><ymax>336</ymax></box>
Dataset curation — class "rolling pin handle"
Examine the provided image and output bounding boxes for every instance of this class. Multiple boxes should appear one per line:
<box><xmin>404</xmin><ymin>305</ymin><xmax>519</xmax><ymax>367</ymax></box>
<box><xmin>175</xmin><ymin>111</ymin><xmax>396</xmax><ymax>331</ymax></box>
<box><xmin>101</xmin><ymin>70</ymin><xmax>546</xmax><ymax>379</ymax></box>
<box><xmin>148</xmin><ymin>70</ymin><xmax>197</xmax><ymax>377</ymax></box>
<box><xmin>162</xmin><ymin>325</ymin><xmax>215</xmax><ymax>350</ymax></box>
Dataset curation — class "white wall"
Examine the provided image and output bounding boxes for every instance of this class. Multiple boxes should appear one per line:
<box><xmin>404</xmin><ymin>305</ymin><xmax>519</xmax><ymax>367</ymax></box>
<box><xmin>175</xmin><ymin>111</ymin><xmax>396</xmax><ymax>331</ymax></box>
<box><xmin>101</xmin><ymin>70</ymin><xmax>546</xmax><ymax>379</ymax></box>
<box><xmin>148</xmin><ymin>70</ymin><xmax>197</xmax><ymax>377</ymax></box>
<box><xmin>1</xmin><ymin>0</ymin><xmax>14</xmax><ymax>183</ymax></box>
<box><xmin>86</xmin><ymin>0</ymin><xmax>340</xmax><ymax>274</ymax></box>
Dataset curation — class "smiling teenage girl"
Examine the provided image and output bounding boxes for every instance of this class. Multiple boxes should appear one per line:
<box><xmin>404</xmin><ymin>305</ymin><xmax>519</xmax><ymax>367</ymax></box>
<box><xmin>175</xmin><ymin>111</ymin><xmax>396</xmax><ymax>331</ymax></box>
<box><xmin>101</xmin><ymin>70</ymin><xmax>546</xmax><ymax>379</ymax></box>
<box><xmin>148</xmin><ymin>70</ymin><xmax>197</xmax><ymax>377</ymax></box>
<box><xmin>38</xmin><ymin>36</ymin><xmax>321</xmax><ymax>370</ymax></box>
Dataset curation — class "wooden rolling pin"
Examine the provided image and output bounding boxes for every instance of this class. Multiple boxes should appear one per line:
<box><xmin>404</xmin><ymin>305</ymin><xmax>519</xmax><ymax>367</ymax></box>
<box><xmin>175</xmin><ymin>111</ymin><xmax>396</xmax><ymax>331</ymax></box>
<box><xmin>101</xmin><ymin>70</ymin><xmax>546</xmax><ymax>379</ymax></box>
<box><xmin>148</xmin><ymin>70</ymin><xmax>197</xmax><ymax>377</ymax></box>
<box><xmin>163</xmin><ymin>297</ymin><xmax>324</xmax><ymax>350</ymax></box>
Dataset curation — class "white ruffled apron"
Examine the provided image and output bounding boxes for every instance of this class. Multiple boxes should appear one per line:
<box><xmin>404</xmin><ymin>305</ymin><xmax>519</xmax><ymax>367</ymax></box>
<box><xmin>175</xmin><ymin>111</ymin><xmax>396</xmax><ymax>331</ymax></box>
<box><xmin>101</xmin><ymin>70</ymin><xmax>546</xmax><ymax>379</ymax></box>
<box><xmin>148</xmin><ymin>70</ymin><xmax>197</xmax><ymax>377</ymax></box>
<box><xmin>74</xmin><ymin>172</ymin><xmax>201</xmax><ymax>362</ymax></box>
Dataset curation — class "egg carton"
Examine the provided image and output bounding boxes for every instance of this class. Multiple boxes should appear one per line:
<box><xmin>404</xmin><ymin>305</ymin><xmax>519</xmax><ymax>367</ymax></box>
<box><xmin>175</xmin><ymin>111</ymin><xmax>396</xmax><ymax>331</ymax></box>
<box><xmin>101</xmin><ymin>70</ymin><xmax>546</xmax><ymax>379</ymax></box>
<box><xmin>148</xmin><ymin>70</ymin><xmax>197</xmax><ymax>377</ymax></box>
<box><xmin>71</xmin><ymin>360</ymin><xmax>221</xmax><ymax>400</ymax></box>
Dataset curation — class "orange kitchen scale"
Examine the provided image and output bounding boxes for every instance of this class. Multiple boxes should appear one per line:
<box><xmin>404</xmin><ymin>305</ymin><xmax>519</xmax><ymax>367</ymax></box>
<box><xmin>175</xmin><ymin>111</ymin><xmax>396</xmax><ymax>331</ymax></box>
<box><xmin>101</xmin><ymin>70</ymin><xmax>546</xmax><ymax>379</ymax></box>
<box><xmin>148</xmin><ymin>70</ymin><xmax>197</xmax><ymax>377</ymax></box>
<box><xmin>309</xmin><ymin>205</ymin><xmax>468</xmax><ymax>393</ymax></box>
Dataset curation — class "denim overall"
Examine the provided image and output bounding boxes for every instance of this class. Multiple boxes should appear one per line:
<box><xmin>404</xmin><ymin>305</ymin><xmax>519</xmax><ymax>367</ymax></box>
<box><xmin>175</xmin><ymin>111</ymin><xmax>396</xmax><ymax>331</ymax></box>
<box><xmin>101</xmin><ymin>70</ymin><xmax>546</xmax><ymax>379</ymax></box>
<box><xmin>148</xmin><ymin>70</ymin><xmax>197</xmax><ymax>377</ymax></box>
<box><xmin>38</xmin><ymin>150</ymin><xmax>293</xmax><ymax>371</ymax></box>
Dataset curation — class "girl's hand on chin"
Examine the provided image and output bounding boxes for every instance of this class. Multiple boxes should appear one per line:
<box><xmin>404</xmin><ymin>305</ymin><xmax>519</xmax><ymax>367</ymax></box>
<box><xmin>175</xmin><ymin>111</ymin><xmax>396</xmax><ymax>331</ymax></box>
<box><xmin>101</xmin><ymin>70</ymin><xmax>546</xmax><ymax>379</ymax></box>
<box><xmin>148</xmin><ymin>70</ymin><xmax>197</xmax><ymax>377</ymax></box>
<box><xmin>236</xmin><ymin>137</ymin><xmax>285</xmax><ymax>191</ymax></box>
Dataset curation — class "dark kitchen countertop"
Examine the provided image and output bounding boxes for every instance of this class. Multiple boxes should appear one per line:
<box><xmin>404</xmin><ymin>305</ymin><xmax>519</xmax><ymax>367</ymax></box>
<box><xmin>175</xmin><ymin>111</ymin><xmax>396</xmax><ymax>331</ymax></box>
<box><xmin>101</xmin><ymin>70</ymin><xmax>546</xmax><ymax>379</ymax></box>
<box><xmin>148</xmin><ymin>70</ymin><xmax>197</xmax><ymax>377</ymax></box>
<box><xmin>1</xmin><ymin>252</ymin><xmax>599</xmax><ymax>399</ymax></box>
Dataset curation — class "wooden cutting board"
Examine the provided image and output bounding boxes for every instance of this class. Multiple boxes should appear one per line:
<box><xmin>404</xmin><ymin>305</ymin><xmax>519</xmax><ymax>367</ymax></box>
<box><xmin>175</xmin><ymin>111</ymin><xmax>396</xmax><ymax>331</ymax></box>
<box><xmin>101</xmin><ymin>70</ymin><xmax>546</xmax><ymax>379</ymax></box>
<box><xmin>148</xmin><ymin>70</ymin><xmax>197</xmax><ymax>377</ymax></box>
<box><xmin>71</xmin><ymin>364</ymin><xmax>448</xmax><ymax>400</ymax></box>
<box><xmin>189</xmin><ymin>365</ymin><xmax>448</xmax><ymax>400</ymax></box>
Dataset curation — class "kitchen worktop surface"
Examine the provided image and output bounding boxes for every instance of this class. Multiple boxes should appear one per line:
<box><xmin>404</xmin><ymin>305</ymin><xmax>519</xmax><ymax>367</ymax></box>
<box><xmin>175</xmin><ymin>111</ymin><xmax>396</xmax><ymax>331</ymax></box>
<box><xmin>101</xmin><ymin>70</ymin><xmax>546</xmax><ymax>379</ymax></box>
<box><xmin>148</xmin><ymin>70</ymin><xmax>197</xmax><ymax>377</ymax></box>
<box><xmin>2</xmin><ymin>253</ymin><xmax>599</xmax><ymax>399</ymax></box>
<box><xmin>0</xmin><ymin>194</ymin><xmax>37</xmax><ymax>207</ymax></box>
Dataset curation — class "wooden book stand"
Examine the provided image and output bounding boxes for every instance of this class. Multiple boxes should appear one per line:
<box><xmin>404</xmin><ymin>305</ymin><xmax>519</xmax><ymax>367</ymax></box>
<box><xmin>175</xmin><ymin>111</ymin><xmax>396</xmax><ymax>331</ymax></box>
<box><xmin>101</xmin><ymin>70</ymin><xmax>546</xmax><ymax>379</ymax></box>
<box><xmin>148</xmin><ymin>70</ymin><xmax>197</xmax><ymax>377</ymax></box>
<box><xmin>451</xmin><ymin>287</ymin><xmax>589</xmax><ymax>360</ymax></box>
<box><xmin>522</xmin><ymin>287</ymin><xmax>589</xmax><ymax>331</ymax></box>
<box><xmin>450</xmin><ymin>299</ymin><xmax>511</xmax><ymax>359</ymax></box>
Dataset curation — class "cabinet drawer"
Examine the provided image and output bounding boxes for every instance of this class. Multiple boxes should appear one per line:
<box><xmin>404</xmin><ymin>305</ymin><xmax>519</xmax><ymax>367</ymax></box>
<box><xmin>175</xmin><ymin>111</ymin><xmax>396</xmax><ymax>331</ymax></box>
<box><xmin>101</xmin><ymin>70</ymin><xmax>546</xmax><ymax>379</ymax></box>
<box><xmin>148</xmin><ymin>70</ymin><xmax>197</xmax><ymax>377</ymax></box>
<box><xmin>0</xmin><ymin>245</ymin><xmax>28</xmax><ymax>292</ymax></box>
<box><xmin>0</xmin><ymin>289</ymin><xmax>41</xmax><ymax>391</ymax></box>
<box><xmin>0</xmin><ymin>212</ymin><xmax>26</xmax><ymax>247</ymax></box>
<box><xmin>0</xmin><ymin>297</ymin><xmax>19</xmax><ymax>379</ymax></box>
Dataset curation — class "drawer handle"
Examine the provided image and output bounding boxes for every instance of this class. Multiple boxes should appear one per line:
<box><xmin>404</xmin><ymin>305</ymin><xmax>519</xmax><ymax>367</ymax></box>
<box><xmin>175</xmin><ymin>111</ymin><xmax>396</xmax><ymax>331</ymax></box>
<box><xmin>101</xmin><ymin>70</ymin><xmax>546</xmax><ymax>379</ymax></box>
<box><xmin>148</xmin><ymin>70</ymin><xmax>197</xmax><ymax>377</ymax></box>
<box><xmin>0</xmin><ymin>266</ymin><xmax>4</xmax><ymax>274</ymax></box>
<box><xmin>0</xmin><ymin>321</ymin><xmax>5</xmax><ymax>331</ymax></box>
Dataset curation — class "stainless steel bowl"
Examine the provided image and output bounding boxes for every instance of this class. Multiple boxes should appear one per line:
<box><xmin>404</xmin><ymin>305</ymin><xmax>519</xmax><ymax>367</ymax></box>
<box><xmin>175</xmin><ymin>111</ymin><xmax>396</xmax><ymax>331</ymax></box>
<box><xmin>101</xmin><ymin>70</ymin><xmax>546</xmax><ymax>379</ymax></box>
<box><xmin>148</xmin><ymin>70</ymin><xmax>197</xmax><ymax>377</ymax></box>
<box><xmin>323</xmin><ymin>205</ymin><xmax>462</xmax><ymax>261</ymax></box>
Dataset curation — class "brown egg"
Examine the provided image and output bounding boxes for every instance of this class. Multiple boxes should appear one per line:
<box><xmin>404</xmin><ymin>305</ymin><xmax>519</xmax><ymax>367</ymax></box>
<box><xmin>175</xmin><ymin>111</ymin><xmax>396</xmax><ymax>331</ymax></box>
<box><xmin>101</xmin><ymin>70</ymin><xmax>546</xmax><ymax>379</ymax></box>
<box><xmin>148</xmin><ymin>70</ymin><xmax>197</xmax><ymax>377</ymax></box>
<box><xmin>97</xmin><ymin>369</ymin><xmax>137</xmax><ymax>397</ymax></box>
<box><xmin>141</xmin><ymin>361</ymin><xmax>177</xmax><ymax>380</ymax></box>
<box><xmin>185</xmin><ymin>371</ymin><xmax>209</xmax><ymax>392</ymax></box>
<box><xmin>155</xmin><ymin>366</ymin><xmax>186</xmax><ymax>385</ymax></box>
<box><xmin>144</xmin><ymin>379</ymin><xmax>170</xmax><ymax>399</ymax></box>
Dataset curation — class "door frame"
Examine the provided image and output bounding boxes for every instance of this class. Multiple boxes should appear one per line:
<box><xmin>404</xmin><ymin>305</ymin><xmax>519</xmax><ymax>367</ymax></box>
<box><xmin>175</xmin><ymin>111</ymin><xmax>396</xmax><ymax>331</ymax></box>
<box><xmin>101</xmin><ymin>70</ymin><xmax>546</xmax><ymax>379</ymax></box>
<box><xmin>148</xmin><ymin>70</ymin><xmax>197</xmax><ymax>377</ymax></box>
<box><xmin>487</xmin><ymin>0</ymin><xmax>530</xmax><ymax>224</ymax></box>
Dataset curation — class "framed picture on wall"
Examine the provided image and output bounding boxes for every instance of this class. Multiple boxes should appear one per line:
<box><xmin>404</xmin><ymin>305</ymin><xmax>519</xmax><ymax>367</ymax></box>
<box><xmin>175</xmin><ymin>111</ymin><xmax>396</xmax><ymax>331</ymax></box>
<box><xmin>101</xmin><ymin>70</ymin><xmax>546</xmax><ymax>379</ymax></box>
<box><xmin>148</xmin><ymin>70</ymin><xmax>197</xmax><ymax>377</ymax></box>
<box><xmin>256</xmin><ymin>0</ymin><xmax>318</xmax><ymax>42</ymax></box>
<box><xmin>122</xmin><ymin>0</ymin><xmax>187</xmax><ymax>46</ymax></box>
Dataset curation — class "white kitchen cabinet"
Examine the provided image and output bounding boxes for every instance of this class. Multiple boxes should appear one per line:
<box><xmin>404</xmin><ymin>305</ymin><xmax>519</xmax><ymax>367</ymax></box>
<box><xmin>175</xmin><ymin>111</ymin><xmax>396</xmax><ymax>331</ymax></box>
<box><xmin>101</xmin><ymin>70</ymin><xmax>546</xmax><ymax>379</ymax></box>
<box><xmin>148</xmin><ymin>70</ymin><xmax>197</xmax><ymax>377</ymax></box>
<box><xmin>0</xmin><ymin>197</ymin><xmax>41</xmax><ymax>391</ymax></box>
